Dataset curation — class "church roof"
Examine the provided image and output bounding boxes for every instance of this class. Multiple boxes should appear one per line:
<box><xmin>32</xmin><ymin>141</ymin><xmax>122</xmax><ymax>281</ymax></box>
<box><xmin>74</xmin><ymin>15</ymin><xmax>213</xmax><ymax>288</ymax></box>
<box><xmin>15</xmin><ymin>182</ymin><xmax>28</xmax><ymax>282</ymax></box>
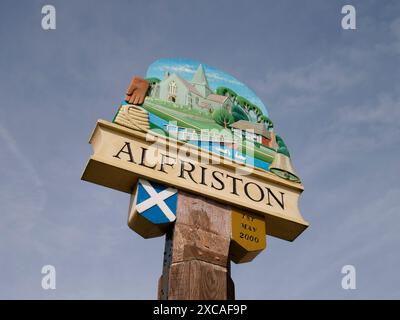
<box><xmin>177</xmin><ymin>76</ymin><xmax>201</xmax><ymax>96</ymax></box>
<box><xmin>165</xmin><ymin>69</ymin><xmax>227</xmax><ymax>105</ymax></box>
<box><xmin>192</xmin><ymin>64</ymin><xmax>209</xmax><ymax>87</ymax></box>
<box><xmin>207</xmin><ymin>94</ymin><xmax>228</xmax><ymax>104</ymax></box>
<box><xmin>231</xmin><ymin>120</ymin><xmax>271</xmax><ymax>139</ymax></box>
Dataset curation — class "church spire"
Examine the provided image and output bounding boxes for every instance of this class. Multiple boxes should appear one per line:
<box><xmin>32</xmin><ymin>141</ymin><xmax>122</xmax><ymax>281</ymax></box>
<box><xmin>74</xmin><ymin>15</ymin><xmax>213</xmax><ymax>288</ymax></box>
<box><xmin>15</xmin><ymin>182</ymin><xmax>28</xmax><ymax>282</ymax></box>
<box><xmin>191</xmin><ymin>64</ymin><xmax>212</xmax><ymax>97</ymax></box>
<box><xmin>192</xmin><ymin>64</ymin><xmax>209</xmax><ymax>87</ymax></box>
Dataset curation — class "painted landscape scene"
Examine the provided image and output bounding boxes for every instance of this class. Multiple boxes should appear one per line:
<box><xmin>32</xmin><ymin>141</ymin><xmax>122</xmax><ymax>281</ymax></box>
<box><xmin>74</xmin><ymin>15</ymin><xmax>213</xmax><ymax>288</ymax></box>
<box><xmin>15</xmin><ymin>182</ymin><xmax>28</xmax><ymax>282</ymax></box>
<box><xmin>123</xmin><ymin>58</ymin><xmax>282</xmax><ymax>172</ymax></box>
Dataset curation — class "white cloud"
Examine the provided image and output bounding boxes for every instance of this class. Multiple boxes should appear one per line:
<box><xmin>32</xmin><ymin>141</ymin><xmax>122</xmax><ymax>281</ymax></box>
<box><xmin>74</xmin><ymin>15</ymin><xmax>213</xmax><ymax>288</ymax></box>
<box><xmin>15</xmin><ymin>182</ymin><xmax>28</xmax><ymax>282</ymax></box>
<box><xmin>256</xmin><ymin>58</ymin><xmax>366</xmax><ymax>100</ymax></box>
<box><xmin>205</xmin><ymin>71</ymin><xmax>242</xmax><ymax>86</ymax></box>
<box><xmin>0</xmin><ymin>124</ymin><xmax>44</xmax><ymax>189</ymax></box>
<box><xmin>157</xmin><ymin>64</ymin><xmax>196</xmax><ymax>75</ymax></box>
<box><xmin>339</xmin><ymin>93</ymin><xmax>400</xmax><ymax>126</ymax></box>
<box><xmin>0</xmin><ymin>123</ymin><xmax>47</xmax><ymax>234</ymax></box>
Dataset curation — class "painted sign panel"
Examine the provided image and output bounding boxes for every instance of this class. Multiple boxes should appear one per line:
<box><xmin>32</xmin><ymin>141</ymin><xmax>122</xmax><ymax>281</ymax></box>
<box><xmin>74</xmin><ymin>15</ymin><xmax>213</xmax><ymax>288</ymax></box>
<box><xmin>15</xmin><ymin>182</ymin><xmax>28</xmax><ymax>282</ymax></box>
<box><xmin>114</xmin><ymin>58</ymin><xmax>300</xmax><ymax>182</ymax></box>
<box><xmin>82</xmin><ymin>58</ymin><xmax>308</xmax><ymax>242</ymax></box>
<box><xmin>82</xmin><ymin>120</ymin><xmax>308</xmax><ymax>241</ymax></box>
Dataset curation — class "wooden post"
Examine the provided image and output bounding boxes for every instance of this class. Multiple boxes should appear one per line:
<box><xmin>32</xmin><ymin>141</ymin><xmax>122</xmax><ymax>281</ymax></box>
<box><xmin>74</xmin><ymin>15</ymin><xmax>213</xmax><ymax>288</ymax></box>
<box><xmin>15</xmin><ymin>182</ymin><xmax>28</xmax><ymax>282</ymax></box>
<box><xmin>158</xmin><ymin>191</ymin><xmax>234</xmax><ymax>300</ymax></box>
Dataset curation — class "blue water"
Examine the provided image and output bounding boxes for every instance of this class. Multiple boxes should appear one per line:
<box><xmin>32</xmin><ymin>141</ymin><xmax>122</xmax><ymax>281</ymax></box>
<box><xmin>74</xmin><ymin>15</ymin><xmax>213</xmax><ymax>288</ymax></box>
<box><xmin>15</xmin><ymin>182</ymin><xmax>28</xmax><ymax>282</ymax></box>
<box><xmin>119</xmin><ymin>102</ymin><xmax>271</xmax><ymax>171</ymax></box>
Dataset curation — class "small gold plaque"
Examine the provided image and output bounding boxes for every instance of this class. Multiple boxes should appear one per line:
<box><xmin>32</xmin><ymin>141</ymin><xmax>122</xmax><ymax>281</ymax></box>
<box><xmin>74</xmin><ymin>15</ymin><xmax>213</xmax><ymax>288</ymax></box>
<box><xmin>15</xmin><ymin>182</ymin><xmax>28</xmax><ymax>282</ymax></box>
<box><xmin>230</xmin><ymin>210</ymin><xmax>266</xmax><ymax>263</ymax></box>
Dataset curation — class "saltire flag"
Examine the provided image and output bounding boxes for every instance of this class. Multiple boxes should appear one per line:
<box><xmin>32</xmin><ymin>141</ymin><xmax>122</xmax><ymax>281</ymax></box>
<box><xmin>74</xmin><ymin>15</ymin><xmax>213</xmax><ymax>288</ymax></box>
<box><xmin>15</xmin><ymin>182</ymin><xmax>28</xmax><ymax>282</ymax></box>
<box><xmin>132</xmin><ymin>179</ymin><xmax>178</xmax><ymax>225</ymax></box>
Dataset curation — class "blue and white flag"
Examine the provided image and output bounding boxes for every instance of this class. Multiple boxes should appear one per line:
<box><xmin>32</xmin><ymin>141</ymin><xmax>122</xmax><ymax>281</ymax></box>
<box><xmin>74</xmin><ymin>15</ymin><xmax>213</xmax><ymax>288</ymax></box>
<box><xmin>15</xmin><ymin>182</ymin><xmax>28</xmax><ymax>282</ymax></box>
<box><xmin>133</xmin><ymin>179</ymin><xmax>178</xmax><ymax>224</ymax></box>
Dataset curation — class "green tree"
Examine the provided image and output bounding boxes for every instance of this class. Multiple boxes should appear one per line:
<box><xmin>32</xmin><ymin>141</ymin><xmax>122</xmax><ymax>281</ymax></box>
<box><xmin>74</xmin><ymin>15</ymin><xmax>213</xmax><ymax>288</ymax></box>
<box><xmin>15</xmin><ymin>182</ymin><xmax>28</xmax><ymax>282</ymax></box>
<box><xmin>258</xmin><ymin>115</ymin><xmax>274</xmax><ymax>129</ymax></box>
<box><xmin>236</xmin><ymin>96</ymin><xmax>261</xmax><ymax>117</ymax></box>
<box><xmin>216</xmin><ymin>86</ymin><xmax>238</xmax><ymax>103</ymax></box>
<box><xmin>221</xmin><ymin>92</ymin><xmax>270</xmax><ymax>124</ymax></box>
<box><xmin>275</xmin><ymin>135</ymin><xmax>290</xmax><ymax>157</ymax></box>
<box><xmin>231</xmin><ymin>104</ymin><xmax>249</xmax><ymax>122</ymax></box>
<box><xmin>254</xmin><ymin>106</ymin><xmax>263</xmax><ymax>119</ymax></box>
<box><xmin>236</xmin><ymin>96</ymin><xmax>253</xmax><ymax>112</ymax></box>
<box><xmin>145</xmin><ymin>77</ymin><xmax>161</xmax><ymax>85</ymax></box>
<box><xmin>212</xmin><ymin>108</ymin><xmax>234</xmax><ymax>128</ymax></box>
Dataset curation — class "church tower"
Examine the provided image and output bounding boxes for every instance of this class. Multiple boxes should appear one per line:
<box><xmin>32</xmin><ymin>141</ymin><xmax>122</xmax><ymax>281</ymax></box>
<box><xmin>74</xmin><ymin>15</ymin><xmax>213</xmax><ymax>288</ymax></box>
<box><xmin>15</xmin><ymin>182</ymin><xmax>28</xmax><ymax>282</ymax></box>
<box><xmin>191</xmin><ymin>64</ymin><xmax>212</xmax><ymax>97</ymax></box>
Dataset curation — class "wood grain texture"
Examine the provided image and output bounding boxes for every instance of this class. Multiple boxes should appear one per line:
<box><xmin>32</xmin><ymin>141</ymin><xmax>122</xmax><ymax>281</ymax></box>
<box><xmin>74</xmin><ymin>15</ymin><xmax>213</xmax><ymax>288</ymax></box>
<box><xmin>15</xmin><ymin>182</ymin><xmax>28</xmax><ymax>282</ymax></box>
<box><xmin>157</xmin><ymin>275</ymin><xmax>163</xmax><ymax>300</ymax></box>
<box><xmin>167</xmin><ymin>261</ymin><xmax>190</xmax><ymax>299</ymax></box>
<box><xmin>158</xmin><ymin>229</ymin><xmax>173</xmax><ymax>300</ymax></box>
<box><xmin>159</xmin><ymin>191</ymin><xmax>234</xmax><ymax>300</ymax></box>
<box><xmin>176</xmin><ymin>191</ymin><xmax>231</xmax><ymax>236</ymax></box>
<box><xmin>168</xmin><ymin>261</ymin><xmax>229</xmax><ymax>300</ymax></box>
<box><xmin>171</xmin><ymin>223</ymin><xmax>230</xmax><ymax>267</ymax></box>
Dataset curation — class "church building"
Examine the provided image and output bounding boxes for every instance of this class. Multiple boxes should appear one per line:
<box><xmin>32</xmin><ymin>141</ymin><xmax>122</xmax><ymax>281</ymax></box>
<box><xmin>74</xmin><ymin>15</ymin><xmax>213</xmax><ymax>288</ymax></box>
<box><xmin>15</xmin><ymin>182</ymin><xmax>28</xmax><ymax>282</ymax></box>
<box><xmin>151</xmin><ymin>64</ymin><xmax>233</xmax><ymax>112</ymax></box>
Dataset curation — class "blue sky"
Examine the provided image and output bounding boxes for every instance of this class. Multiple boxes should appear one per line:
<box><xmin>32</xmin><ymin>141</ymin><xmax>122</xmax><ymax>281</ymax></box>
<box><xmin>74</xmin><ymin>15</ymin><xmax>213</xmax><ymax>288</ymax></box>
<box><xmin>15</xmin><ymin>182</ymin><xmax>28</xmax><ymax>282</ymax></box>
<box><xmin>146</xmin><ymin>58</ymin><xmax>268</xmax><ymax>114</ymax></box>
<box><xmin>0</xmin><ymin>0</ymin><xmax>399</xmax><ymax>299</ymax></box>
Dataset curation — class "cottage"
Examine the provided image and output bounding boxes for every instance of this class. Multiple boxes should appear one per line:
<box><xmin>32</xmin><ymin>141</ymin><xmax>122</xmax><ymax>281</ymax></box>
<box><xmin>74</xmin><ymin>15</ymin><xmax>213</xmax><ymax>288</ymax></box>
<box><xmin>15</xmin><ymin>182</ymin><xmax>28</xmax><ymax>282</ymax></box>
<box><xmin>231</xmin><ymin>120</ymin><xmax>276</xmax><ymax>149</ymax></box>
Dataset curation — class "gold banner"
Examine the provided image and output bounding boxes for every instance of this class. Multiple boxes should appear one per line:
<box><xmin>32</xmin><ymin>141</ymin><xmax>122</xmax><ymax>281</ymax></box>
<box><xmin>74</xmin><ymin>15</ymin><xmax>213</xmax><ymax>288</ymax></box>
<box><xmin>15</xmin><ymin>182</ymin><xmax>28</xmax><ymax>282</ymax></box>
<box><xmin>82</xmin><ymin>120</ymin><xmax>309</xmax><ymax>241</ymax></box>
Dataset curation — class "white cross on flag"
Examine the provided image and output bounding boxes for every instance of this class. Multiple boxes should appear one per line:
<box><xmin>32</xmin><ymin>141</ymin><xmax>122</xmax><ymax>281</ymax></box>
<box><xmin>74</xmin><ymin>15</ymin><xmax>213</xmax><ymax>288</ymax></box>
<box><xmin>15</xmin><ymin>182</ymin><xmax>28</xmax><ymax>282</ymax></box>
<box><xmin>131</xmin><ymin>179</ymin><xmax>178</xmax><ymax>225</ymax></box>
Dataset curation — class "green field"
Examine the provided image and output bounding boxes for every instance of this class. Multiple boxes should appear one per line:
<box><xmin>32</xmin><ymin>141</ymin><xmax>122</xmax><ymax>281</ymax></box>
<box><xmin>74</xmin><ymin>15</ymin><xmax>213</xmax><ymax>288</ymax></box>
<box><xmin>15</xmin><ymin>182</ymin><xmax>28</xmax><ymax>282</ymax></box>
<box><xmin>141</xmin><ymin>99</ymin><xmax>276</xmax><ymax>164</ymax></box>
<box><xmin>143</xmin><ymin>99</ymin><xmax>223</xmax><ymax>130</ymax></box>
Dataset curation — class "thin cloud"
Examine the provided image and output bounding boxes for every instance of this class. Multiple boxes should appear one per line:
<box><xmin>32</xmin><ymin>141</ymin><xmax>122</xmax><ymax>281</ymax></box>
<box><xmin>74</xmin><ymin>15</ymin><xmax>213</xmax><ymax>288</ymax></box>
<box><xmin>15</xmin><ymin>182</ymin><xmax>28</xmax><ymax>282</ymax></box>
<box><xmin>156</xmin><ymin>64</ymin><xmax>196</xmax><ymax>75</ymax></box>
<box><xmin>0</xmin><ymin>123</ymin><xmax>44</xmax><ymax>188</ymax></box>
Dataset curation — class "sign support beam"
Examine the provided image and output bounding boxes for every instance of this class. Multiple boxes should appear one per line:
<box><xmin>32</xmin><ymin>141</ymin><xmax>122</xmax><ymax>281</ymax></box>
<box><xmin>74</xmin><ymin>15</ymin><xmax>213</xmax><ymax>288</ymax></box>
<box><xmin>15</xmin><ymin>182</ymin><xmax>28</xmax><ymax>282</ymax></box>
<box><xmin>157</xmin><ymin>191</ymin><xmax>234</xmax><ymax>300</ymax></box>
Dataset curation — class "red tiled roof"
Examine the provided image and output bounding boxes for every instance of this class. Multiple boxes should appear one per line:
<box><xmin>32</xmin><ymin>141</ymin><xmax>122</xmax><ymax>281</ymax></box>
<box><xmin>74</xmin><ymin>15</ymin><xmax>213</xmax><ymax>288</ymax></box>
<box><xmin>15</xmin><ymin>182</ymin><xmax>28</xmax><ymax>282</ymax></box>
<box><xmin>207</xmin><ymin>93</ymin><xmax>228</xmax><ymax>103</ymax></box>
<box><xmin>231</xmin><ymin>120</ymin><xmax>271</xmax><ymax>139</ymax></box>
<box><xmin>178</xmin><ymin>76</ymin><xmax>201</xmax><ymax>96</ymax></box>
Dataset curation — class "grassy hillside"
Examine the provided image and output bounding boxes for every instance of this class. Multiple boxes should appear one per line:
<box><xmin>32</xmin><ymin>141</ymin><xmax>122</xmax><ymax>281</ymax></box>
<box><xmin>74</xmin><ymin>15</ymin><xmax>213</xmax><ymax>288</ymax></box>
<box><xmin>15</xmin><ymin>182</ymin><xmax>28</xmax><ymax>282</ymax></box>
<box><xmin>141</xmin><ymin>99</ymin><xmax>276</xmax><ymax>164</ymax></box>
